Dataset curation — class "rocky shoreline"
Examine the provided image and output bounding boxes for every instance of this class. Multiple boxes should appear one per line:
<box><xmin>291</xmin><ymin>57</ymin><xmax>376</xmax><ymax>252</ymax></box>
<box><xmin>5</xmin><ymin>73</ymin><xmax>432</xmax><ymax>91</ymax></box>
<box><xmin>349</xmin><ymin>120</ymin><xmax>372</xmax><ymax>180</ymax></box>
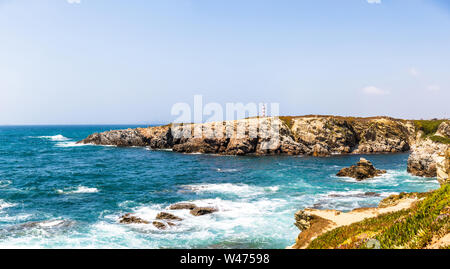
<box><xmin>78</xmin><ymin>116</ymin><xmax>449</xmax><ymax>178</ymax></box>
<box><xmin>290</xmin><ymin>148</ymin><xmax>450</xmax><ymax>249</ymax></box>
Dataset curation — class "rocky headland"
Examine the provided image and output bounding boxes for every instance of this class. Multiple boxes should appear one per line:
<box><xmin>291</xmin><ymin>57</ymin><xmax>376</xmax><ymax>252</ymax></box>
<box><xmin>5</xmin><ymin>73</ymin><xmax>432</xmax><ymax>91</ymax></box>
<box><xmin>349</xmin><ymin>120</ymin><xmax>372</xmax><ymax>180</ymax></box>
<box><xmin>78</xmin><ymin>116</ymin><xmax>449</xmax><ymax>178</ymax></box>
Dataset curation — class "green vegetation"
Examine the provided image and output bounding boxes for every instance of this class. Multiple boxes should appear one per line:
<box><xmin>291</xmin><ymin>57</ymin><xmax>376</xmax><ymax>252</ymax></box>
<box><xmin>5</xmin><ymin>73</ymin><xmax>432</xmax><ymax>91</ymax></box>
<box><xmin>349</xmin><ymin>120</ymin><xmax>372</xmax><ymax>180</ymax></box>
<box><xmin>413</xmin><ymin>120</ymin><xmax>446</xmax><ymax>137</ymax></box>
<box><xmin>378</xmin><ymin>184</ymin><xmax>450</xmax><ymax>249</ymax></box>
<box><xmin>307</xmin><ymin>210</ymin><xmax>410</xmax><ymax>249</ymax></box>
<box><xmin>279</xmin><ymin>116</ymin><xmax>296</xmax><ymax>129</ymax></box>
<box><xmin>307</xmin><ymin>184</ymin><xmax>450</xmax><ymax>249</ymax></box>
<box><xmin>430</xmin><ymin>135</ymin><xmax>450</xmax><ymax>145</ymax></box>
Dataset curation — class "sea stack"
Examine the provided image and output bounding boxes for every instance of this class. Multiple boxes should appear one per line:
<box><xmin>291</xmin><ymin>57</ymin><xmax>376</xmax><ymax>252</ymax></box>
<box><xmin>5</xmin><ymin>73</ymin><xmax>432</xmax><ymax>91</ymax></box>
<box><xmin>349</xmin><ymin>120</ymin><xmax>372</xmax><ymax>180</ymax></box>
<box><xmin>336</xmin><ymin>158</ymin><xmax>387</xmax><ymax>181</ymax></box>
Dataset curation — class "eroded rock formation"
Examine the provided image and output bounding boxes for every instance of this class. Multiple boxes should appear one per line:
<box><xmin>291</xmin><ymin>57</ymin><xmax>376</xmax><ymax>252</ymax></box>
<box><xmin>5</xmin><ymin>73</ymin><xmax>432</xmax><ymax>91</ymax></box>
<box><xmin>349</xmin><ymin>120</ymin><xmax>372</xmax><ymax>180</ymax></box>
<box><xmin>407</xmin><ymin>121</ymin><xmax>450</xmax><ymax>178</ymax></box>
<box><xmin>336</xmin><ymin>158</ymin><xmax>386</xmax><ymax>180</ymax></box>
<box><xmin>436</xmin><ymin>148</ymin><xmax>450</xmax><ymax>185</ymax></box>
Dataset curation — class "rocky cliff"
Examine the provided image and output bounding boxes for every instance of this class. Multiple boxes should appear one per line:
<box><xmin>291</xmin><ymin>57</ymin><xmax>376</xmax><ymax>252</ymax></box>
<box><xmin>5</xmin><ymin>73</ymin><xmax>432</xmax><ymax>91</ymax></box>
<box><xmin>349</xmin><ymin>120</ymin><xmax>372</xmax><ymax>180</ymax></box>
<box><xmin>407</xmin><ymin>120</ymin><xmax>450</xmax><ymax>178</ymax></box>
<box><xmin>78</xmin><ymin>116</ymin><xmax>415</xmax><ymax>155</ymax></box>
<box><xmin>78</xmin><ymin>116</ymin><xmax>449</xmax><ymax>177</ymax></box>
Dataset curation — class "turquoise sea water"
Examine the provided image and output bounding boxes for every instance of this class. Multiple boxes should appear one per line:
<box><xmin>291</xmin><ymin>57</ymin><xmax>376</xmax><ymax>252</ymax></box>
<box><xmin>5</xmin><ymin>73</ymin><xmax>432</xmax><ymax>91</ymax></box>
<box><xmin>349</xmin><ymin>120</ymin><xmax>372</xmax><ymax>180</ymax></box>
<box><xmin>0</xmin><ymin>125</ymin><xmax>440</xmax><ymax>249</ymax></box>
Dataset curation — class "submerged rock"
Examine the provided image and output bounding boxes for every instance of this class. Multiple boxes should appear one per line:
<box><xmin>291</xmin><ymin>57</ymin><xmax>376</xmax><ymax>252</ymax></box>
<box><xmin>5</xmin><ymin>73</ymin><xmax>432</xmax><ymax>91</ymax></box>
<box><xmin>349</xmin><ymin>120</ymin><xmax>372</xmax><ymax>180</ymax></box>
<box><xmin>119</xmin><ymin>213</ymin><xmax>150</xmax><ymax>224</ymax></box>
<box><xmin>364</xmin><ymin>192</ymin><xmax>381</xmax><ymax>197</ymax></box>
<box><xmin>152</xmin><ymin>221</ymin><xmax>167</xmax><ymax>230</ymax></box>
<box><xmin>156</xmin><ymin>212</ymin><xmax>183</xmax><ymax>221</ymax></box>
<box><xmin>169</xmin><ymin>203</ymin><xmax>197</xmax><ymax>210</ymax></box>
<box><xmin>190</xmin><ymin>207</ymin><xmax>218</xmax><ymax>216</ymax></box>
<box><xmin>336</xmin><ymin>158</ymin><xmax>386</xmax><ymax>181</ymax></box>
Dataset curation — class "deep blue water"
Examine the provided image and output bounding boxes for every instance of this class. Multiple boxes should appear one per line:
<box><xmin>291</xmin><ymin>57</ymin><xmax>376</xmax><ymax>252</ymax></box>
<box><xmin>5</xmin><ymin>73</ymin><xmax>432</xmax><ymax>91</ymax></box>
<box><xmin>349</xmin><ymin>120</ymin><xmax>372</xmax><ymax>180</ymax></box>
<box><xmin>0</xmin><ymin>126</ymin><xmax>440</xmax><ymax>248</ymax></box>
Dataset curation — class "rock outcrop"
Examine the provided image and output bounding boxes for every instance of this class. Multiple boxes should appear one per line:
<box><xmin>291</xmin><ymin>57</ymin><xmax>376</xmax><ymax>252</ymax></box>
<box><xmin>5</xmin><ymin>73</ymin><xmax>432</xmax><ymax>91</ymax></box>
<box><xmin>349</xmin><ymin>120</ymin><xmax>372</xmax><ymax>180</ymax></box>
<box><xmin>169</xmin><ymin>203</ymin><xmax>197</xmax><ymax>210</ymax></box>
<box><xmin>336</xmin><ymin>158</ymin><xmax>386</xmax><ymax>180</ymax></box>
<box><xmin>436</xmin><ymin>148</ymin><xmax>450</xmax><ymax>185</ymax></box>
<box><xmin>78</xmin><ymin>116</ymin><xmax>415</xmax><ymax>156</ymax></box>
<box><xmin>156</xmin><ymin>212</ymin><xmax>183</xmax><ymax>221</ymax></box>
<box><xmin>436</xmin><ymin>121</ymin><xmax>450</xmax><ymax>138</ymax></box>
<box><xmin>190</xmin><ymin>207</ymin><xmax>218</xmax><ymax>216</ymax></box>
<box><xmin>152</xmin><ymin>221</ymin><xmax>167</xmax><ymax>230</ymax></box>
<box><xmin>119</xmin><ymin>214</ymin><xmax>150</xmax><ymax>224</ymax></box>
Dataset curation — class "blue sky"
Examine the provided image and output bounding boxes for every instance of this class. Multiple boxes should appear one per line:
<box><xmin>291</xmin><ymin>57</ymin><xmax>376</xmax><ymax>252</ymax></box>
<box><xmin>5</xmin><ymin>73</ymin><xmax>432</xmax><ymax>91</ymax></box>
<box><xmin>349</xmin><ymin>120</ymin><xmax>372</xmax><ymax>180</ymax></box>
<box><xmin>0</xmin><ymin>0</ymin><xmax>449</xmax><ymax>124</ymax></box>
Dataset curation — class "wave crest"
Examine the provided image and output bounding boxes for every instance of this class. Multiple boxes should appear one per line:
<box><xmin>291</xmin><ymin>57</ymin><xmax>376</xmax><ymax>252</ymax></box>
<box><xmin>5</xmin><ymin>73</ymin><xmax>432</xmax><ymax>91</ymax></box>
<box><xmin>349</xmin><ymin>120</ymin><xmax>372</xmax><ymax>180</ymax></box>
<box><xmin>38</xmin><ymin>135</ymin><xmax>69</xmax><ymax>141</ymax></box>
<box><xmin>57</xmin><ymin>186</ymin><xmax>99</xmax><ymax>194</ymax></box>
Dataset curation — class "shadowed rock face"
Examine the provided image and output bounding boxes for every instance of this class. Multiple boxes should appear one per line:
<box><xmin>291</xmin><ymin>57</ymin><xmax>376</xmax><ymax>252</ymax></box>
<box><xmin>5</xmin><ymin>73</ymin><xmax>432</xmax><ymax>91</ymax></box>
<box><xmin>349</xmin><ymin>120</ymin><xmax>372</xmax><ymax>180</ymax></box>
<box><xmin>336</xmin><ymin>158</ymin><xmax>387</xmax><ymax>181</ymax></box>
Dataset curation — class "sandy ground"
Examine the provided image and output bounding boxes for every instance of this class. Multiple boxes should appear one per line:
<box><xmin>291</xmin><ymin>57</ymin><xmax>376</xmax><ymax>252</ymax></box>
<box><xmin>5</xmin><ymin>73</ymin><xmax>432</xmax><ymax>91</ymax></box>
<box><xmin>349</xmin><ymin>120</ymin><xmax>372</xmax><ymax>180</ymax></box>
<box><xmin>304</xmin><ymin>198</ymin><xmax>418</xmax><ymax>228</ymax></box>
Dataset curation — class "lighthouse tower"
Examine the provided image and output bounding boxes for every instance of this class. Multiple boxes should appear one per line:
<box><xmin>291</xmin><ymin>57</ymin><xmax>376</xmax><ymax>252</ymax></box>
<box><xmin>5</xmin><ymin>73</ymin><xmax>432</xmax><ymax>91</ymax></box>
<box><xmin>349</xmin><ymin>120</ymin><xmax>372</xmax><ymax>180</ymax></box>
<box><xmin>261</xmin><ymin>103</ymin><xmax>267</xmax><ymax>118</ymax></box>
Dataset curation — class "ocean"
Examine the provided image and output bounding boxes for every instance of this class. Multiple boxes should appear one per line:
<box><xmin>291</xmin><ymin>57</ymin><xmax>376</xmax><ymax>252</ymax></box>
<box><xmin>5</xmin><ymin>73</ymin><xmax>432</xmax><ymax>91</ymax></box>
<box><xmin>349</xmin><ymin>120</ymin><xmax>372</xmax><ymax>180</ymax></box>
<box><xmin>0</xmin><ymin>125</ymin><xmax>440</xmax><ymax>249</ymax></box>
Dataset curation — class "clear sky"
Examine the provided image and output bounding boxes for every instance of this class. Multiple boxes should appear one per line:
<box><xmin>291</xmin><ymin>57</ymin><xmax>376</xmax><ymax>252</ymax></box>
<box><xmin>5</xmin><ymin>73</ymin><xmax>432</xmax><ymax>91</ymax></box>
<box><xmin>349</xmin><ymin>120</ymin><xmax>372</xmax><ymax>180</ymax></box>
<box><xmin>0</xmin><ymin>0</ymin><xmax>449</xmax><ymax>125</ymax></box>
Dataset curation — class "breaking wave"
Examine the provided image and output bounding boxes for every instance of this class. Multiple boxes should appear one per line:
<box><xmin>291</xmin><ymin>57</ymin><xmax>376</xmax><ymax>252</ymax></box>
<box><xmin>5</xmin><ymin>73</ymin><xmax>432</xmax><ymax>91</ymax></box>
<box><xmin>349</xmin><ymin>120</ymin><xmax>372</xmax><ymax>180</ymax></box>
<box><xmin>57</xmin><ymin>186</ymin><xmax>99</xmax><ymax>194</ymax></box>
<box><xmin>179</xmin><ymin>183</ymin><xmax>279</xmax><ymax>197</ymax></box>
<box><xmin>37</xmin><ymin>135</ymin><xmax>69</xmax><ymax>141</ymax></box>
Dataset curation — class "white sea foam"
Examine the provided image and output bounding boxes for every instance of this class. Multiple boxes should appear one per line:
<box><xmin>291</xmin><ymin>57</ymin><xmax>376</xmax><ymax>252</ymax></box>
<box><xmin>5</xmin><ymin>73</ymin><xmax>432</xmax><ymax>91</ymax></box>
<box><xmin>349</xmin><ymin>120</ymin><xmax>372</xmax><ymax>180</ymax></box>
<box><xmin>57</xmin><ymin>186</ymin><xmax>99</xmax><ymax>194</ymax></box>
<box><xmin>0</xmin><ymin>213</ymin><xmax>32</xmax><ymax>222</ymax></box>
<box><xmin>37</xmin><ymin>220</ymin><xmax>66</xmax><ymax>227</ymax></box>
<box><xmin>179</xmin><ymin>183</ymin><xmax>279</xmax><ymax>197</ymax></box>
<box><xmin>0</xmin><ymin>179</ymin><xmax>12</xmax><ymax>188</ymax></box>
<box><xmin>38</xmin><ymin>135</ymin><xmax>69</xmax><ymax>141</ymax></box>
<box><xmin>55</xmin><ymin>141</ymin><xmax>92</xmax><ymax>148</ymax></box>
<box><xmin>146</xmin><ymin>148</ymin><xmax>173</xmax><ymax>152</ymax></box>
<box><xmin>216</xmin><ymin>168</ymin><xmax>239</xmax><ymax>173</ymax></box>
<box><xmin>0</xmin><ymin>199</ymin><xmax>16</xmax><ymax>210</ymax></box>
<box><xmin>126</xmin><ymin>197</ymin><xmax>294</xmax><ymax>237</ymax></box>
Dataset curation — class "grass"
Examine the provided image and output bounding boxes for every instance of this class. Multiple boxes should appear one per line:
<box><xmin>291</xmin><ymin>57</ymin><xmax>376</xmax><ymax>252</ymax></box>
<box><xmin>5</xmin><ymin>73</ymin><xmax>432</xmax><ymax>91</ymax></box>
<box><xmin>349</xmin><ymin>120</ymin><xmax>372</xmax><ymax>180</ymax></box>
<box><xmin>307</xmin><ymin>184</ymin><xmax>450</xmax><ymax>249</ymax></box>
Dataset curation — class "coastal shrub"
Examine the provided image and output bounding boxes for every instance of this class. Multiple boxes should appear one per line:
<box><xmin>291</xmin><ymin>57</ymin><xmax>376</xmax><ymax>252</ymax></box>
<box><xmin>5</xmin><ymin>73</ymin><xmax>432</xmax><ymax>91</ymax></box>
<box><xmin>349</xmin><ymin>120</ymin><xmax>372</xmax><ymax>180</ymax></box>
<box><xmin>307</xmin><ymin>184</ymin><xmax>450</xmax><ymax>249</ymax></box>
<box><xmin>377</xmin><ymin>184</ymin><xmax>450</xmax><ymax>249</ymax></box>
<box><xmin>413</xmin><ymin>120</ymin><xmax>446</xmax><ymax>137</ymax></box>
<box><xmin>307</xmin><ymin>210</ymin><xmax>410</xmax><ymax>249</ymax></box>
<box><xmin>429</xmin><ymin>135</ymin><xmax>450</xmax><ymax>145</ymax></box>
<box><xmin>279</xmin><ymin>116</ymin><xmax>296</xmax><ymax>129</ymax></box>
